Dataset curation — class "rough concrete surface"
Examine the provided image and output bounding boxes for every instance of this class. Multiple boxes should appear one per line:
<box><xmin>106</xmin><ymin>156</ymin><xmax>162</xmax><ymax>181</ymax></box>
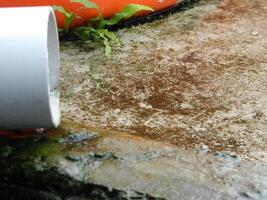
<box><xmin>1</xmin><ymin>123</ymin><xmax>267</xmax><ymax>199</ymax></box>
<box><xmin>61</xmin><ymin>0</ymin><xmax>267</xmax><ymax>161</ymax></box>
<box><xmin>1</xmin><ymin>0</ymin><xmax>267</xmax><ymax>199</ymax></box>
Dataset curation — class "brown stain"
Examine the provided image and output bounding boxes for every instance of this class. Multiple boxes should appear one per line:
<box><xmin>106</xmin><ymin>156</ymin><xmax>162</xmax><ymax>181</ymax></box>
<box><xmin>129</xmin><ymin>125</ymin><xmax>242</xmax><ymax>153</ymax></box>
<box><xmin>74</xmin><ymin>46</ymin><xmax>234</xmax><ymax>152</ymax></box>
<box><xmin>204</xmin><ymin>0</ymin><xmax>266</xmax><ymax>22</ymax></box>
<box><xmin>62</xmin><ymin>0</ymin><xmax>267</xmax><ymax>157</ymax></box>
<box><xmin>0</xmin><ymin>130</ymin><xmax>36</xmax><ymax>140</ymax></box>
<box><xmin>56</xmin><ymin>120</ymin><xmax>180</xmax><ymax>153</ymax></box>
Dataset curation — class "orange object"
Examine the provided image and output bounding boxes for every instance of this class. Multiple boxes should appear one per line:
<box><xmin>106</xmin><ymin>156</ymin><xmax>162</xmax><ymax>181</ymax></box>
<box><xmin>0</xmin><ymin>130</ymin><xmax>40</xmax><ymax>140</ymax></box>
<box><xmin>0</xmin><ymin>0</ymin><xmax>176</xmax><ymax>28</ymax></box>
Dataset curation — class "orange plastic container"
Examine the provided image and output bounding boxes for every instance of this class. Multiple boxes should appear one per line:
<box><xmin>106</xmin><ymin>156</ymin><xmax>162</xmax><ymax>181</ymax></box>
<box><xmin>0</xmin><ymin>0</ymin><xmax>176</xmax><ymax>28</ymax></box>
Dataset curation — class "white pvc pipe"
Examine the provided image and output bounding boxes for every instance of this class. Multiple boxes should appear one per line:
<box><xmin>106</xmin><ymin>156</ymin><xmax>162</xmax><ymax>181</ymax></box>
<box><xmin>0</xmin><ymin>6</ymin><xmax>60</xmax><ymax>129</ymax></box>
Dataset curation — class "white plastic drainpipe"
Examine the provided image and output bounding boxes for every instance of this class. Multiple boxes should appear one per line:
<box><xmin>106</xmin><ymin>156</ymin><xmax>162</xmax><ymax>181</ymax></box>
<box><xmin>0</xmin><ymin>6</ymin><xmax>60</xmax><ymax>129</ymax></box>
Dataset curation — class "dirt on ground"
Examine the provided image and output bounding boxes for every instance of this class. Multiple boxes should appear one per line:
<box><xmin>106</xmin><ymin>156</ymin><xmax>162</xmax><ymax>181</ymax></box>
<box><xmin>60</xmin><ymin>0</ymin><xmax>267</xmax><ymax>161</ymax></box>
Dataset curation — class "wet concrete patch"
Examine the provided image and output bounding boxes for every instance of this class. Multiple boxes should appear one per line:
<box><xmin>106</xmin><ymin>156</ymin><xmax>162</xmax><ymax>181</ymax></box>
<box><xmin>1</xmin><ymin>0</ymin><xmax>267</xmax><ymax>199</ymax></box>
<box><xmin>1</xmin><ymin>123</ymin><xmax>267</xmax><ymax>199</ymax></box>
<box><xmin>58</xmin><ymin>131</ymin><xmax>99</xmax><ymax>144</ymax></box>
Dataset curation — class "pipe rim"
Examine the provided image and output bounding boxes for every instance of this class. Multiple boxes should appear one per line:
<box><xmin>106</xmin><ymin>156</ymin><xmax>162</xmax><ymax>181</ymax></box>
<box><xmin>47</xmin><ymin>7</ymin><xmax>61</xmax><ymax>128</ymax></box>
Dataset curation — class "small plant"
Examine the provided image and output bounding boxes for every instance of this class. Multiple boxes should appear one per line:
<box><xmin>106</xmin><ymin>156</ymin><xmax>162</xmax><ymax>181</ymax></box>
<box><xmin>53</xmin><ymin>6</ymin><xmax>74</xmax><ymax>34</ymax></box>
<box><xmin>54</xmin><ymin>1</ymin><xmax>153</xmax><ymax>56</ymax></box>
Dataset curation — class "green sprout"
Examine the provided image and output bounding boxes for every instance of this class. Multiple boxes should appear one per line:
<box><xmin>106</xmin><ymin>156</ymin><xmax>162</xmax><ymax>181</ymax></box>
<box><xmin>53</xmin><ymin>6</ymin><xmax>74</xmax><ymax>34</ymax></box>
<box><xmin>54</xmin><ymin>0</ymin><xmax>154</xmax><ymax>56</ymax></box>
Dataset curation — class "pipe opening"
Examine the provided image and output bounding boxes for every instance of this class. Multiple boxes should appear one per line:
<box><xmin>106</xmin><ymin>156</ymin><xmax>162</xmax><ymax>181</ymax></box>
<box><xmin>47</xmin><ymin>8</ymin><xmax>60</xmax><ymax>127</ymax></box>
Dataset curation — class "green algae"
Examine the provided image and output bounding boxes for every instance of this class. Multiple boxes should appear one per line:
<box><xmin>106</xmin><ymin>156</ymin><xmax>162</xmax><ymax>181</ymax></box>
<box><xmin>0</xmin><ymin>132</ymin><xmax>163</xmax><ymax>200</ymax></box>
<box><xmin>5</xmin><ymin>137</ymin><xmax>60</xmax><ymax>160</ymax></box>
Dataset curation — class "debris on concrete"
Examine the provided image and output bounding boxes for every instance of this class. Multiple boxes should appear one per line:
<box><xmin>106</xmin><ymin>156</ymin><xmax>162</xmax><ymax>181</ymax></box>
<box><xmin>58</xmin><ymin>131</ymin><xmax>99</xmax><ymax>144</ymax></box>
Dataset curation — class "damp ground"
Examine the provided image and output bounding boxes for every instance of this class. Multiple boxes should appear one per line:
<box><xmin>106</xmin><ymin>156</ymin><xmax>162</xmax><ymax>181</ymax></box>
<box><xmin>61</xmin><ymin>0</ymin><xmax>267</xmax><ymax>161</ymax></box>
<box><xmin>1</xmin><ymin>0</ymin><xmax>267</xmax><ymax>199</ymax></box>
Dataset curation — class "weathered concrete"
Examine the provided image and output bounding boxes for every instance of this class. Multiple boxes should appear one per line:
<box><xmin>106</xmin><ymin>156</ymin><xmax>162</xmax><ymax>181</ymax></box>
<box><xmin>1</xmin><ymin>122</ymin><xmax>267</xmax><ymax>200</ymax></box>
<box><xmin>1</xmin><ymin>0</ymin><xmax>267</xmax><ymax>199</ymax></box>
<box><xmin>60</xmin><ymin>0</ymin><xmax>267</xmax><ymax>161</ymax></box>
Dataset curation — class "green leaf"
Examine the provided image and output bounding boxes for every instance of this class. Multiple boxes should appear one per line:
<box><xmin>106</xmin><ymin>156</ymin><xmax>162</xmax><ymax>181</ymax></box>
<box><xmin>99</xmin><ymin>4</ymin><xmax>154</xmax><ymax>28</ymax></box>
<box><xmin>102</xmin><ymin>29</ymin><xmax>120</xmax><ymax>45</ymax></box>
<box><xmin>74</xmin><ymin>26</ymin><xmax>95</xmax><ymax>40</ymax></box>
<box><xmin>53</xmin><ymin>6</ymin><xmax>73</xmax><ymax>19</ymax></box>
<box><xmin>64</xmin><ymin>13</ymin><xmax>74</xmax><ymax>33</ymax></box>
<box><xmin>103</xmin><ymin>38</ymin><xmax>112</xmax><ymax>57</ymax></box>
<box><xmin>95</xmin><ymin>29</ymin><xmax>112</xmax><ymax>56</ymax></box>
<box><xmin>53</xmin><ymin>6</ymin><xmax>74</xmax><ymax>33</ymax></box>
<box><xmin>71</xmin><ymin>0</ymin><xmax>98</xmax><ymax>10</ymax></box>
<box><xmin>65</xmin><ymin>3</ymin><xmax>153</xmax><ymax>56</ymax></box>
<box><xmin>53</xmin><ymin>5</ymin><xmax>67</xmax><ymax>14</ymax></box>
<box><xmin>71</xmin><ymin>0</ymin><xmax>103</xmax><ymax>20</ymax></box>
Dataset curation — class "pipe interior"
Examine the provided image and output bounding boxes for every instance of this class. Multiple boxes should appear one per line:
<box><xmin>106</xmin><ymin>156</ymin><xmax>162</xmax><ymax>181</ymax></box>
<box><xmin>47</xmin><ymin>8</ymin><xmax>60</xmax><ymax>127</ymax></box>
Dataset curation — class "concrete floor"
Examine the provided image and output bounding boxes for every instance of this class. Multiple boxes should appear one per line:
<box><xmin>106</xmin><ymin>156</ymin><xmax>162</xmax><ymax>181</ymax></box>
<box><xmin>61</xmin><ymin>0</ymin><xmax>267</xmax><ymax>161</ymax></box>
<box><xmin>0</xmin><ymin>0</ymin><xmax>267</xmax><ymax>199</ymax></box>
